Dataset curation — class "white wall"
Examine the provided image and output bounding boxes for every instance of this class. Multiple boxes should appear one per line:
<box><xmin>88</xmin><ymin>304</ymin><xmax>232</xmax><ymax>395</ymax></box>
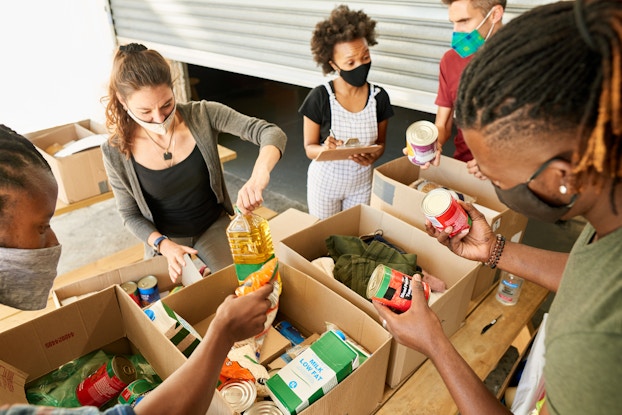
<box><xmin>0</xmin><ymin>0</ymin><xmax>116</xmax><ymax>134</ymax></box>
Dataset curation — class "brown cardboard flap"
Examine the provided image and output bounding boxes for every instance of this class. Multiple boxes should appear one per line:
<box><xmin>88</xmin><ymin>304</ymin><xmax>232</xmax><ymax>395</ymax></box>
<box><xmin>0</xmin><ymin>360</ymin><xmax>28</xmax><ymax>404</ymax></box>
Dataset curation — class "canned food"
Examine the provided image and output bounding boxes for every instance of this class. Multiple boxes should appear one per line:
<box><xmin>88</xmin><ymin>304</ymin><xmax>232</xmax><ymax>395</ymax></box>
<box><xmin>244</xmin><ymin>400</ymin><xmax>285</xmax><ymax>415</ymax></box>
<box><xmin>406</xmin><ymin>120</ymin><xmax>438</xmax><ymax>165</ymax></box>
<box><xmin>367</xmin><ymin>265</ymin><xmax>430</xmax><ymax>313</ymax></box>
<box><xmin>120</xmin><ymin>281</ymin><xmax>141</xmax><ymax>307</ymax></box>
<box><xmin>118</xmin><ymin>378</ymin><xmax>158</xmax><ymax>407</ymax></box>
<box><xmin>421</xmin><ymin>188</ymin><xmax>471</xmax><ymax>237</ymax></box>
<box><xmin>76</xmin><ymin>356</ymin><xmax>137</xmax><ymax>407</ymax></box>
<box><xmin>137</xmin><ymin>275</ymin><xmax>160</xmax><ymax>307</ymax></box>
<box><xmin>219</xmin><ymin>380</ymin><xmax>257</xmax><ymax>412</ymax></box>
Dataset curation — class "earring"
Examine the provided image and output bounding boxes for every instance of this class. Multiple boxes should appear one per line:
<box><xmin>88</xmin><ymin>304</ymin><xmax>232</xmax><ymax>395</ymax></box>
<box><xmin>559</xmin><ymin>184</ymin><xmax>568</xmax><ymax>195</ymax></box>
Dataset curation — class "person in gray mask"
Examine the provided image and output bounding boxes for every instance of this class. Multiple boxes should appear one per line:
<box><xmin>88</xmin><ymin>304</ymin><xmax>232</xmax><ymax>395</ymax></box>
<box><xmin>0</xmin><ymin>125</ymin><xmax>273</xmax><ymax>414</ymax></box>
<box><xmin>374</xmin><ymin>1</ymin><xmax>621</xmax><ymax>414</ymax></box>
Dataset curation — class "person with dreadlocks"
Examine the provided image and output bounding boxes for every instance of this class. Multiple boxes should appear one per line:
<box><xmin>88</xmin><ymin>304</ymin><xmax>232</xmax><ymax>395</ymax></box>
<box><xmin>374</xmin><ymin>1</ymin><xmax>621</xmax><ymax>414</ymax></box>
<box><xmin>0</xmin><ymin>125</ymin><xmax>273</xmax><ymax>415</ymax></box>
<box><xmin>299</xmin><ymin>4</ymin><xmax>394</xmax><ymax>219</ymax></box>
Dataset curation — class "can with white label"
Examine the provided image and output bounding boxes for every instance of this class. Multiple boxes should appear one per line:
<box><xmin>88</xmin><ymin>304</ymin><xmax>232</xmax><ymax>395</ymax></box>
<box><xmin>406</xmin><ymin>120</ymin><xmax>438</xmax><ymax>165</ymax></box>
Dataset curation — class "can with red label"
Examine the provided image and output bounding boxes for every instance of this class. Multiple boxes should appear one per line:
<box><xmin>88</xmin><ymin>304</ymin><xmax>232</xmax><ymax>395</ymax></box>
<box><xmin>120</xmin><ymin>281</ymin><xmax>141</xmax><ymax>307</ymax></box>
<box><xmin>406</xmin><ymin>120</ymin><xmax>438</xmax><ymax>165</ymax></box>
<box><xmin>367</xmin><ymin>265</ymin><xmax>430</xmax><ymax>313</ymax></box>
<box><xmin>421</xmin><ymin>188</ymin><xmax>472</xmax><ymax>237</ymax></box>
<box><xmin>137</xmin><ymin>275</ymin><xmax>160</xmax><ymax>307</ymax></box>
<box><xmin>76</xmin><ymin>356</ymin><xmax>137</xmax><ymax>407</ymax></box>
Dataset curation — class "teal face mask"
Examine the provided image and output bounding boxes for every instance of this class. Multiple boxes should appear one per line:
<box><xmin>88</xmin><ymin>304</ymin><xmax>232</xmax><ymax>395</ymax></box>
<box><xmin>451</xmin><ymin>8</ymin><xmax>495</xmax><ymax>58</ymax></box>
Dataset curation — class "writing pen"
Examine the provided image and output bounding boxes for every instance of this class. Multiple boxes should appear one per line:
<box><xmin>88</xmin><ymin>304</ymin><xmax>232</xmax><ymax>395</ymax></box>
<box><xmin>481</xmin><ymin>314</ymin><xmax>502</xmax><ymax>334</ymax></box>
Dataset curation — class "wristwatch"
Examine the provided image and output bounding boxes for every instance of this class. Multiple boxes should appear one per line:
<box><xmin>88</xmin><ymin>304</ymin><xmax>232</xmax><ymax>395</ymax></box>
<box><xmin>153</xmin><ymin>235</ymin><xmax>168</xmax><ymax>254</ymax></box>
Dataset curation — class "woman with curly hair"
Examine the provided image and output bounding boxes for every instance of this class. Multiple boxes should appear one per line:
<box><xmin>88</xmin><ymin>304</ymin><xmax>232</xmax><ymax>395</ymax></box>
<box><xmin>299</xmin><ymin>4</ymin><xmax>394</xmax><ymax>219</ymax></box>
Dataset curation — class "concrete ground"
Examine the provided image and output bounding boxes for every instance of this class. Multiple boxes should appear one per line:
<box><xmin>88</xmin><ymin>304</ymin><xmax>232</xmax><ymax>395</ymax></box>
<box><xmin>51</xmin><ymin>67</ymin><xmax>585</xmax><ymax>396</ymax></box>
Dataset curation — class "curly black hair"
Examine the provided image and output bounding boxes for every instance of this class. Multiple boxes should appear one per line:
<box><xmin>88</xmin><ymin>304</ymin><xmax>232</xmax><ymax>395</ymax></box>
<box><xmin>311</xmin><ymin>4</ymin><xmax>377</xmax><ymax>75</ymax></box>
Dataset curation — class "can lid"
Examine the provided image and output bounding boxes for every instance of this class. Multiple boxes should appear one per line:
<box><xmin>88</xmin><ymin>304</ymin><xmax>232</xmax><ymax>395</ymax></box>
<box><xmin>137</xmin><ymin>275</ymin><xmax>158</xmax><ymax>289</ymax></box>
<box><xmin>244</xmin><ymin>400</ymin><xmax>285</xmax><ymax>415</ymax></box>
<box><xmin>421</xmin><ymin>188</ymin><xmax>452</xmax><ymax>216</ymax></box>
<box><xmin>406</xmin><ymin>120</ymin><xmax>438</xmax><ymax>146</ymax></box>
<box><xmin>220</xmin><ymin>380</ymin><xmax>257</xmax><ymax>412</ymax></box>
<box><xmin>111</xmin><ymin>356</ymin><xmax>137</xmax><ymax>384</ymax></box>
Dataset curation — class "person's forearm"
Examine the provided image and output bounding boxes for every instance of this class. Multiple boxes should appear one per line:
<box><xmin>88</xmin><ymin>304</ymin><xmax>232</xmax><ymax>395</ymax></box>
<box><xmin>252</xmin><ymin>145</ymin><xmax>281</xmax><ymax>177</ymax></box>
<box><xmin>430</xmin><ymin>337</ymin><xmax>511</xmax><ymax>415</ymax></box>
<box><xmin>134</xmin><ymin>324</ymin><xmax>232</xmax><ymax>415</ymax></box>
<box><xmin>495</xmin><ymin>241</ymin><xmax>567</xmax><ymax>292</ymax></box>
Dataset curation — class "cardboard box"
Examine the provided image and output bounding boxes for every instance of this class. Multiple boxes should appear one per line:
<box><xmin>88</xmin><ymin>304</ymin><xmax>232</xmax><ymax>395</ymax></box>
<box><xmin>52</xmin><ymin>256</ymin><xmax>180</xmax><ymax>308</ymax></box>
<box><xmin>24</xmin><ymin>119</ymin><xmax>110</xmax><ymax>204</ymax></box>
<box><xmin>0</xmin><ymin>285</ymin><xmax>235</xmax><ymax>414</ymax></box>
<box><xmin>277</xmin><ymin>204</ymin><xmax>480</xmax><ymax>387</ymax></box>
<box><xmin>371</xmin><ymin>156</ymin><xmax>528</xmax><ymax>300</ymax></box>
<box><xmin>268</xmin><ymin>208</ymin><xmax>319</xmax><ymax>257</ymax></box>
<box><xmin>162</xmin><ymin>263</ymin><xmax>392</xmax><ymax>415</ymax></box>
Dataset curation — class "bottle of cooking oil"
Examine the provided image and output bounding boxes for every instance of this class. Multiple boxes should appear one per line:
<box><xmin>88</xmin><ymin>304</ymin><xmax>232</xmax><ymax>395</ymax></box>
<box><xmin>226</xmin><ymin>207</ymin><xmax>275</xmax><ymax>284</ymax></box>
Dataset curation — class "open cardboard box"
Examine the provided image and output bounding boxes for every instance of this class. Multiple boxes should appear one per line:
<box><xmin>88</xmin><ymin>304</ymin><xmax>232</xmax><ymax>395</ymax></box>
<box><xmin>162</xmin><ymin>263</ymin><xmax>392</xmax><ymax>415</ymax></box>
<box><xmin>277</xmin><ymin>204</ymin><xmax>479</xmax><ymax>388</ymax></box>
<box><xmin>52</xmin><ymin>256</ymin><xmax>180</xmax><ymax>308</ymax></box>
<box><xmin>371</xmin><ymin>156</ymin><xmax>528</xmax><ymax>300</ymax></box>
<box><xmin>268</xmin><ymin>208</ymin><xmax>319</xmax><ymax>257</ymax></box>
<box><xmin>24</xmin><ymin>119</ymin><xmax>110</xmax><ymax>204</ymax></box>
<box><xmin>0</xmin><ymin>285</ymin><xmax>235</xmax><ymax>414</ymax></box>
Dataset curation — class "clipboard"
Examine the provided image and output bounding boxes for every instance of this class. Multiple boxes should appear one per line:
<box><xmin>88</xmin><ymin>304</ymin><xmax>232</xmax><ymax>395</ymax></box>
<box><xmin>314</xmin><ymin>144</ymin><xmax>382</xmax><ymax>161</ymax></box>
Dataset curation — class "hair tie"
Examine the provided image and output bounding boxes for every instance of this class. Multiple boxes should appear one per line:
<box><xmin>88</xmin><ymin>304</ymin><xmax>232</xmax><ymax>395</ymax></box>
<box><xmin>574</xmin><ymin>0</ymin><xmax>596</xmax><ymax>50</ymax></box>
<box><xmin>119</xmin><ymin>43</ymin><xmax>148</xmax><ymax>53</ymax></box>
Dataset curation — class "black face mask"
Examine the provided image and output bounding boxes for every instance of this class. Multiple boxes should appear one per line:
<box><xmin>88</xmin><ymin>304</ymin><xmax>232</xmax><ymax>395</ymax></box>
<box><xmin>338</xmin><ymin>61</ymin><xmax>371</xmax><ymax>87</ymax></box>
<box><xmin>493</xmin><ymin>157</ymin><xmax>578</xmax><ymax>224</ymax></box>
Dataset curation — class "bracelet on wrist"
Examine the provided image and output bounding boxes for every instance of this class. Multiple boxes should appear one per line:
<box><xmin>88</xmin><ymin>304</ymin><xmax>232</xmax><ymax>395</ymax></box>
<box><xmin>483</xmin><ymin>234</ymin><xmax>505</xmax><ymax>269</ymax></box>
<box><xmin>153</xmin><ymin>235</ymin><xmax>169</xmax><ymax>254</ymax></box>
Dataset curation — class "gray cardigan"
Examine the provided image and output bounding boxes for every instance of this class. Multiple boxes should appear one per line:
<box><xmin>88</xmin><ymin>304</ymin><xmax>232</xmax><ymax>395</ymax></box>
<box><xmin>101</xmin><ymin>100</ymin><xmax>287</xmax><ymax>243</ymax></box>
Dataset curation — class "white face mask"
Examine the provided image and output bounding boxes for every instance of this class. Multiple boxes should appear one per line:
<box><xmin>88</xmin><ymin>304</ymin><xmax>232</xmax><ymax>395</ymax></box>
<box><xmin>0</xmin><ymin>244</ymin><xmax>62</xmax><ymax>310</ymax></box>
<box><xmin>127</xmin><ymin>104</ymin><xmax>176</xmax><ymax>135</ymax></box>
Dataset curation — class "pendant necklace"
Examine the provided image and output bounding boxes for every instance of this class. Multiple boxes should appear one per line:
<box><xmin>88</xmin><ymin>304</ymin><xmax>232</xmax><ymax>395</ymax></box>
<box><xmin>144</xmin><ymin>117</ymin><xmax>176</xmax><ymax>163</ymax></box>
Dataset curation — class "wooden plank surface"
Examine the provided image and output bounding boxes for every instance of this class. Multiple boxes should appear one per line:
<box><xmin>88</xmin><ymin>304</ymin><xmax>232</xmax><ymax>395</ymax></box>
<box><xmin>374</xmin><ymin>280</ymin><xmax>549</xmax><ymax>414</ymax></box>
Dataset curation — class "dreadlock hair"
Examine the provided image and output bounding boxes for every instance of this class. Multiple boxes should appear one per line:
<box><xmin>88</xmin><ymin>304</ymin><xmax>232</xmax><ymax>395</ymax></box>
<box><xmin>456</xmin><ymin>0</ymin><xmax>621</xmax><ymax>212</ymax></box>
<box><xmin>311</xmin><ymin>4</ymin><xmax>377</xmax><ymax>75</ymax></box>
<box><xmin>0</xmin><ymin>125</ymin><xmax>52</xmax><ymax>222</ymax></box>
<box><xmin>103</xmin><ymin>43</ymin><xmax>174</xmax><ymax>158</ymax></box>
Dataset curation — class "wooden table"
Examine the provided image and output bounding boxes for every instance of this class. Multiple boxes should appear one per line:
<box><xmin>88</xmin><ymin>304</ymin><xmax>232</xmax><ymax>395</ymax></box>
<box><xmin>375</xmin><ymin>280</ymin><xmax>549</xmax><ymax>414</ymax></box>
<box><xmin>54</xmin><ymin>144</ymin><xmax>237</xmax><ymax>216</ymax></box>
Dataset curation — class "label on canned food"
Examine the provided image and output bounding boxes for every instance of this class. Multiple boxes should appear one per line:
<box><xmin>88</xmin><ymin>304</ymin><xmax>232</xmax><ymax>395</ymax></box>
<box><xmin>367</xmin><ymin>265</ymin><xmax>430</xmax><ymax>313</ymax></box>
<box><xmin>421</xmin><ymin>188</ymin><xmax>471</xmax><ymax>237</ymax></box>
<box><xmin>406</xmin><ymin>120</ymin><xmax>438</xmax><ymax>165</ymax></box>
<box><xmin>76</xmin><ymin>356</ymin><xmax>136</xmax><ymax>407</ymax></box>
<box><xmin>137</xmin><ymin>275</ymin><xmax>160</xmax><ymax>307</ymax></box>
<box><xmin>118</xmin><ymin>378</ymin><xmax>158</xmax><ymax>407</ymax></box>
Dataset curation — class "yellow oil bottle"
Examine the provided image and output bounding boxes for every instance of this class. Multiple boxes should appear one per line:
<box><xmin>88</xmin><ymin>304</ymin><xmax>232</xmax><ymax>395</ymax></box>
<box><xmin>226</xmin><ymin>208</ymin><xmax>275</xmax><ymax>284</ymax></box>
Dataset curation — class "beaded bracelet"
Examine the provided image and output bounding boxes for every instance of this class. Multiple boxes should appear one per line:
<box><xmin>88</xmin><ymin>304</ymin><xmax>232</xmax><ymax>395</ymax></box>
<box><xmin>484</xmin><ymin>234</ymin><xmax>505</xmax><ymax>269</ymax></box>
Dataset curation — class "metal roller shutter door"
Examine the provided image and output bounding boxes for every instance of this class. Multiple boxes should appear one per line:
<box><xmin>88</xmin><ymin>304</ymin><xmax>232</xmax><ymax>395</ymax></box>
<box><xmin>108</xmin><ymin>0</ymin><xmax>552</xmax><ymax>113</ymax></box>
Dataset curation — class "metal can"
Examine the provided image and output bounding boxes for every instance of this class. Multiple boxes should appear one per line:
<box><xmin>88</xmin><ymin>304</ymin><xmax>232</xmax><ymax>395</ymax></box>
<box><xmin>244</xmin><ymin>400</ymin><xmax>285</xmax><ymax>415</ymax></box>
<box><xmin>367</xmin><ymin>265</ymin><xmax>430</xmax><ymax>313</ymax></box>
<box><xmin>421</xmin><ymin>188</ymin><xmax>471</xmax><ymax>237</ymax></box>
<box><xmin>137</xmin><ymin>275</ymin><xmax>160</xmax><ymax>307</ymax></box>
<box><xmin>120</xmin><ymin>281</ymin><xmax>141</xmax><ymax>307</ymax></box>
<box><xmin>406</xmin><ymin>120</ymin><xmax>438</xmax><ymax>166</ymax></box>
<box><xmin>219</xmin><ymin>379</ymin><xmax>257</xmax><ymax>412</ymax></box>
<box><xmin>76</xmin><ymin>356</ymin><xmax>137</xmax><ymax>407</ymax></box>
<box><xmin>118</xmin><ymin>378</ymin><xmax>158</xmax><ymax>407</ymax></box>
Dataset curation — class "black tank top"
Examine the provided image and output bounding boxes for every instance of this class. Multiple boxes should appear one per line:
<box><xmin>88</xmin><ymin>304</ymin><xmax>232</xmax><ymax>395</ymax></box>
<box><xmin>133</xmin><ymin>145</ymin><xmax>221</xmax><ymax>237</ymax></box>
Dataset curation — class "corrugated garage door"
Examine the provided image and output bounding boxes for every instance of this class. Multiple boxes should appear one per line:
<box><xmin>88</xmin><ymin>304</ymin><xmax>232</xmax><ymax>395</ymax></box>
<box><xmin>108</xmin><ymin>0</ymin><xmax>551</xmax><ymax>113</ymax></box>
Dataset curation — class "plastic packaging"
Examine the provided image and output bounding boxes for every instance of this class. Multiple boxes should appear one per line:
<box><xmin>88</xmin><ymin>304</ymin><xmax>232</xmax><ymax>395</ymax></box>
<box><xmin>496</xmin><ymin>272</ymin><xmax>524</xmax><ymax>306</ymax></box>
<box><xmin>227</xmin><ymin>208</ymin><xmax>275</xmax><ymax>284</ymax></box>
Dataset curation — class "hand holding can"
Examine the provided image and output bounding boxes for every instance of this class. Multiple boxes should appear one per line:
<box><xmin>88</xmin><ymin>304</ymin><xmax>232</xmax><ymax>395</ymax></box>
<box><xmin>421</xmin><ymin>188</ymin><xmax>472</xmax><ymax>237</ymax></box>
